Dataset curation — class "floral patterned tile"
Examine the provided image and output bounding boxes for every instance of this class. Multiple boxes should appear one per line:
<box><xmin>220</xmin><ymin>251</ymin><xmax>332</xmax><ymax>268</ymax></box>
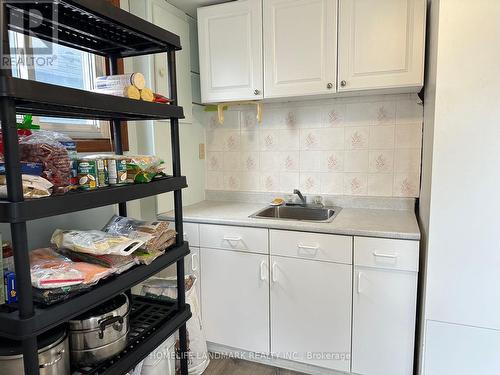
<box><xmin>321</xmin><ymin>104</ymin><xmax>346</xmax><ymax>127</ymax></box>
<box><xmin>321</xmin><ymin>151</ymin><xmax>344</xmax><ymax>172</ymax></box>
<box><xmin>393</xmin><ymin>172</ymin><xmax>420</xmax><ymax>197</ymax></box>
<box><xmin>223</xmin><ymin>173</ymin><xmax>242</xmax><ymax>191</ymax></box>
<box><xmin>222</xmin><ymin>130</ymin><xmax>241</xmax><ymax>152</ymax></box>
<box><xmin>299</xmin><ymin>173</ymin><xmax>321</xmax><ymax>194</ymax></box>
<box><xmin>345</xmin><ymin>127</ymin><xmax>369</xmax><ymax>150</ymax></box>
<box><xmin>369</xmin><ymin>150</ymin><xmax>394</xmax><ymax>173</ymax></box>
<box><xmin>344</xmin><ymin>173</ymin><xmax>368</xmax><ymax>195</ymax></box>
<box><xmin>240</xmin><ymin>152</ymin><xmax>260</xmax><ymax>172</ymax></box>
<box><xmin>207</xmin><ymin>152</ymin><xmax>223</xmax><ymax>171</ymax></box>
<box><xmin>260</xmin><ymin>173</ymin><xmax>280</xmax><ymax>192</ymax></box>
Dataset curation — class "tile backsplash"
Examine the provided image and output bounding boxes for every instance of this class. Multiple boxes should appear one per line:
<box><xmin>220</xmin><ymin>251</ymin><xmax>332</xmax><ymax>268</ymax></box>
<box><xmin>204</xmin><ymin>94</ymin><xmax>423</xmax><ymax>198</ymax></box>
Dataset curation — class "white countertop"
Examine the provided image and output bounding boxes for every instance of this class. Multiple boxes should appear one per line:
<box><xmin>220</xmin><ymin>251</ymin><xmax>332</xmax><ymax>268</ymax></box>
<box><xmin>159</xmin><ymin>200</ymin><xmax>421</xmax><ymax>240</ymax></box>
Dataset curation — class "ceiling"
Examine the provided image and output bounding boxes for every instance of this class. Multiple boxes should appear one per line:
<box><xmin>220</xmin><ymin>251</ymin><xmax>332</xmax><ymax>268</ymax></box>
<box><xmin>166</xmin><ymin>0</ymin><xmax>233</xmax><ymax>18</ymax></box>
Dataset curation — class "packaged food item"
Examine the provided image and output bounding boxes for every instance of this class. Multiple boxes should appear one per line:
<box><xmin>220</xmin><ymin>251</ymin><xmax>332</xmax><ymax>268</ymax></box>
<box><xmin>126</xmin><ymin>155</ymin><xmax>164</xmax><ymax>183</ymax></box>
<box><xmin>94</xmin><ymin>85</ymin><xmax>141</xmax><ymax>100</ymax></box>
<box><xmin>107</xmin><ymin>158</ymin><xmax>127</xmax><ymax>185</ymax></box>
<box><xmin>95</xmin><ymin>159</ymin><xmax>108</xmax><ymax>187</ymax></box>
<box><xmin>4</xmin><ymin>271</ymin><xmax>17</xmax><ymax>304</ymax></box>
<box><xmin>102</xmin><ymin>215</ymin><xmax>176</xmax><ymax>252</ymax></box>
<box><xmin>2</xmin><ymin>242</ymin><xmax>14</xmax><ymax>272</ymax></box>
<box><xmin>30</xmin><ymin>248</ymin><xmax>85</xmax><ymax>289</ymax></box>
<box><xmin>95</xmin><ymin>73</ymin><xmax>146</xmax><ymax>91</ymax></box>
<box><xmin>133</xmin><ymin>249</ymin><xmax>165</xmax><ymax>265</ymax></box>
<box><xmin>57</xmin><ymin>248</ymin><xmax>137</xmax><ymax>275</ymax></box>
<box><xmin>33</xmin><ymin>283</ymin><xmax>88</xmax><ymax>306</ymax></box>
<box><xmin>0</xmin><ymin>174</ymin><xmax>53</xmax><ymax>199</ymax></box>
<box><xmin>18</xmin><ymin>131</ymin><xmax>71</xmax><ymax>193</ymax></box>
<box><xmin>77</xmin><ymin>160</ymin><xmax>98</xmax><ymax>190</ymax></box>
<box><xmin>0</xmin><ymin>162</ymin><xmax>43</xmax><ymax>176</ymax></box>
<box><xmin>140</xmin><ymin>87</ymin><xmax>154</xmax><ymax>102</ymax></box>
<box><xmin>51</xmin><ymin>229</ymin><xmax>146</xmax><ymax>256</ymax></box>
<box><xmin>29</xmin><ymin>248</ymin><xmax>112</xmax><ymax>289</ymax></box>
<box><xmin>153</xmin><ymin>93</ymin><xmax>173</xmax><ymax>104</ymax></box>
<box><xmin>79</xmin><ymin>156</ymin><xmax>109</xmax><ymax>188</ymax></box>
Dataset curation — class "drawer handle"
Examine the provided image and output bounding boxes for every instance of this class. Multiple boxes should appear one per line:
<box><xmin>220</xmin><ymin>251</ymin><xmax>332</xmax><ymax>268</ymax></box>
<box><xmin>373</xmin><ymin>251</ymin><xmax>398</xmax><ymax>259</ymax></box>
<box><xmin>223</xmin><ymin>236</ymin><xmax>242</xmax><ymax>242</ymax></box>
<box><xmin>357</xmin><ymin>271</ymin><xmax>363</xmax><ymax>294</ymax></box>
<box><xmin>191</xmin><ymin>253</ymin><xmax>199</xmax><ymax>271</ymax></box>
<box><xmin>271</xmin><ymin>262</ymin><xmax>278</xmax><ymax>283</ymax></box>
<box><xmin>297</xmin><ymin>243</ymin><xmax>320</xmax><ymax>251</ymax></box>
<box><xmin>259</xmin><ymin>261</ymin><xmax>267</xmax><ymax>281</ymax></box>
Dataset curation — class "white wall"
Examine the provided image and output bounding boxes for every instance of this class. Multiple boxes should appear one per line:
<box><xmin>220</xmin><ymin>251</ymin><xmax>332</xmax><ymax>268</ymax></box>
<box><xmin>420</xmin><ymin>0</ymin><xmax>500</xmax><ymax>373</ymax></box>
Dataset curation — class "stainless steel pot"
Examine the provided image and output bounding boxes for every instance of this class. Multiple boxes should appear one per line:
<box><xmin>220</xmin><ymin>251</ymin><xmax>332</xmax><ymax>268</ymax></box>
<box><xmin>0</xmin><ymin>327</ymin><xmax>70</xmax><ymax>375</ymax></box>
<box><xmin>69</xmin><ymin>293</ymin><xmax>129</xmax><ymax>366</ymax></box>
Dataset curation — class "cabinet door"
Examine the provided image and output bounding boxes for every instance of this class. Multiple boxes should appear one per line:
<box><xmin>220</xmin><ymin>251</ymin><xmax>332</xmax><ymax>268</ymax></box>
<box><xmin>263</xmin><ymin>0</ymin><xmax>337</xmax><ymax>98</ymax></box>
<box><xmin>338</xmin><ymin>0</ymin><xmax>425</xmax><ymax>92</ymax></box>
<box><xmin>352</xmin><ymin>267</ymin><xmax>417</xmax><ymax>375</ymax></box>
<box><xmin>201</xmin><ymin>248</ymin><xmax>269</xmax><ymax>353</ymax></box>
<box><xmin>270</xmin><ymin>256</ymin><xmax>351</xmax><ymax>372</ymax></box>
<box><xmin>198</xmin><ymin>0</ymin><xmax>263</xmax><ymax>103</ymax></box>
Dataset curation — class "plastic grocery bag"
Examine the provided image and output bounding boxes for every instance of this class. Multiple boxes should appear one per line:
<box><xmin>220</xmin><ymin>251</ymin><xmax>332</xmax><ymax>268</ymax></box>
<box><xmin>29</xmin><ymin>248</ymin><xmax>112</xmax><ymax>289</ymax></box>
<box><xmin>51</xmin><ymin>229</ymin><xmax>146</xmax><ymax>256</ymax></box>
<box><xmin>141</xmin><ymin>276</ymin><xmax>209</xmax><ymax>375</ymax></box>
<box><xmin>19</xmin><ymin>130</ymin><xmax>72</xmax><ymax>193</ymax></box>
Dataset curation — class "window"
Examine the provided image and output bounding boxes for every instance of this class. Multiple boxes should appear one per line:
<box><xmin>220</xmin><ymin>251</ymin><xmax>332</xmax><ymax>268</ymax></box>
<box><xmin>9</xmin><ymin>31</ymin><xmax>111</xmax><ymax>140</ymax></box>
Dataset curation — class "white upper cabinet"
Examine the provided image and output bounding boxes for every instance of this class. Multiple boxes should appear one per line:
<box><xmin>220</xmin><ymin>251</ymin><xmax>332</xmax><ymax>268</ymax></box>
<box><xmin>198</xmin><ymin>0</ymin><xmax>263</xmax><ymax>103</ymax></box>
<box><xmin>338</xmin><ymin>0</ymin><xmax>426</xmax><ymax>92</ymax></box>
<box><xmin>263</xmin><ymin>0</ymin><xmax>337</xmax><ymax>98</ymax></box>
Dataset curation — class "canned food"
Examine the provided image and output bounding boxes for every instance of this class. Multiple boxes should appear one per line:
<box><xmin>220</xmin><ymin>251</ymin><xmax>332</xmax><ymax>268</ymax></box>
<box><xmin>107</xmin><ymin>158</ymin><xmax>128</xmax><ymax>185</ymax></box>
<box><xmin>77</xmin><ymin>161</ymin><xmax>98</xmax><ymax>190</ymax></box>
<box><xmin>95</xmin><ymin>159</ymin><xmax>108</xmax><ymax>188</ymax></box>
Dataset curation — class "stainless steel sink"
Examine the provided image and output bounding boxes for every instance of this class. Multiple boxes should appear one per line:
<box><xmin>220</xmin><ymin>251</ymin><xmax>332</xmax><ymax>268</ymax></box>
<box><xmin>249</xmin><ymin>205</ymin><xmax>341</xmax><ymax>223</ymax></box>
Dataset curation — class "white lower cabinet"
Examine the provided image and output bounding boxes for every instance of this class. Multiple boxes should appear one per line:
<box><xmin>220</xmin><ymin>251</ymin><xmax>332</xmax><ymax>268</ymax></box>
<box><xmin>352</xmin><ymin>237</ymin><xmax>419</xmax><ymax>375</ymax></box>
<box><xmin>201</xmin><ymin>247</ymin><xmax>270</xmax><ymax>353</ymax></box>
<box><xmin>270</xmin><ymin>255</ymin><xmax>352</xmax><ymax>372</ymax></box>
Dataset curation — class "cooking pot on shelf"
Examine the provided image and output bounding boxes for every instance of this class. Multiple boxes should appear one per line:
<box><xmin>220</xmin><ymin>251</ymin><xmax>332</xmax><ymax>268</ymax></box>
<box><xmin>0</xmin><ymin>326</ymin><xmax>70</xmax><ymax>375</ymax></box>
<box><xmin>69</xmin><ymin>293</ymin><xmax>130</xmax><ymax>366</ymax></box>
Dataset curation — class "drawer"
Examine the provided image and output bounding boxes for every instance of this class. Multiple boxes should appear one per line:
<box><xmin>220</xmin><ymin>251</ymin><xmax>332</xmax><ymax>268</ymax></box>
<box><xmin>200</xmin><ymin>224</ymin><xmax>268</xmax><ymax>254</ymax></box>
<box><xmin>270</xmin><ymin>230</ymin><xmax>352</xmax><ymax>264</ymax></box>
<box><xmin>167</xmin><ymin>221</ymin><xmax>200</xmax><ymax>247</ymax></box>
<box><xmin>354</xmin><ymin>237</ymin><xmax>419</xmax><ymax>272</ymax></box>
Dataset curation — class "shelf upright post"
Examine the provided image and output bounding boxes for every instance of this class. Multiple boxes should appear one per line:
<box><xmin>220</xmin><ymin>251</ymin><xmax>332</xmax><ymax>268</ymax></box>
<box><xmin>167</xmin><ymin>48</ymin><xmax>188</xmax><ymax>375</ymax></box>
<box><xmin>109</xmin><ymin>55</ymin><xmax>127</xmax><ymax>217</ymax></box>
<box><xmin>0</xmin><ymin>2</ymin><xmax>39</xmax><ymax>374</ymax></box>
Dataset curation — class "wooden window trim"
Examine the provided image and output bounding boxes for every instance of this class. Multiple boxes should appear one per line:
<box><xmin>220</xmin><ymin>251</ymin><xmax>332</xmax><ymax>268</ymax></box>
<box><xmin>75</xmin><ymin>0</ymin><xmax>129</xmax><ymax>153</ymax></box>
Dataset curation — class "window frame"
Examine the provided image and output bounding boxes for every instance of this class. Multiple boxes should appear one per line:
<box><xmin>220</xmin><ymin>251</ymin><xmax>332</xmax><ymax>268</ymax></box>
<box><xmin>11</xmin><ymin>0</ymin><xmax>129</xmax><ymax>152</ymax></box>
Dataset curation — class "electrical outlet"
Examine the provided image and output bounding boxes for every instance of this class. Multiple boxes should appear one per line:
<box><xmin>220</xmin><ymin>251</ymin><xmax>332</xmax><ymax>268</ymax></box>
<box><xmin>199</xmin><ymin>143</ymin><xmax>205</xmax><ymax>160</ymax></box>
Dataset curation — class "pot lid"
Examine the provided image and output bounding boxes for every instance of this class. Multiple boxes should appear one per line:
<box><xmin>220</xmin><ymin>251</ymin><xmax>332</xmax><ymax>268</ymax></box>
<box><xmin>0</xmin><ymin>325</ymin><xmax>66</xmax><ymax>356</ymax></box>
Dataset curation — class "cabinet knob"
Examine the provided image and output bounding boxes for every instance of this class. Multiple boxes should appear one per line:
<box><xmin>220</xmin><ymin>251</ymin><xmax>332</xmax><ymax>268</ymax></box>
<box><xmin>326</xmin><ymin>83</ymin><xmax>333</xmax><ymax>89</ymax></box>
<box><xmin>340</xmin><ymin>80</ymin><xmax>347</xmax><ymax>87</ymax></box>
<box><xmin>254</xmin><ymin>89</ymin><xmax>261</xmax><ymax>95</ymax></box>
<box><xmin>159</xmin><ymin>68</ymin><xmax>166</xmax><ymax>77</ymax></box>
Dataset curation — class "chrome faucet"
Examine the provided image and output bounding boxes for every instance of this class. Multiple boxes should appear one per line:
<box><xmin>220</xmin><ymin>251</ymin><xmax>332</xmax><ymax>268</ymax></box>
<box><xmin>293</xmin><ymin>189</ymin><xmax>307</xmax><ymax>206</ymax></box>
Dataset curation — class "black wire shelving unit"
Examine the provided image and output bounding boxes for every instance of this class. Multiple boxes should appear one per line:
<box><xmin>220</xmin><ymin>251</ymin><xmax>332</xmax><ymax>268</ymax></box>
<box><xmin>0</xmin><ymin>1</ymin><xmax>191</xmax><ymax>374</ymax></box>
